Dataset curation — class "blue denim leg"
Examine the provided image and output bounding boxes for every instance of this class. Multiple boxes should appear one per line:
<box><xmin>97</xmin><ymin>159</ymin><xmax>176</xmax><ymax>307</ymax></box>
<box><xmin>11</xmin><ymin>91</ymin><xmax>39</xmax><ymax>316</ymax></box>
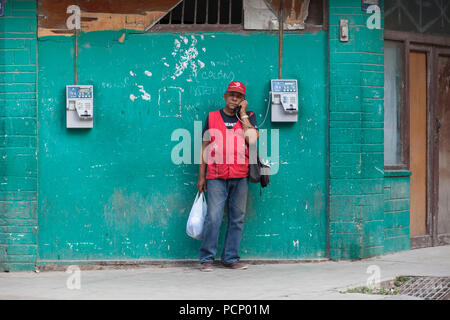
<box><xmin>199</xmin><ymin>179</ymin><xmax>228</xmax><ymax>263</ymax></box>
<box><xmin>221</xmin><ymin>177</ymin><xmax>248</xmax><ymax>264</ymax></box>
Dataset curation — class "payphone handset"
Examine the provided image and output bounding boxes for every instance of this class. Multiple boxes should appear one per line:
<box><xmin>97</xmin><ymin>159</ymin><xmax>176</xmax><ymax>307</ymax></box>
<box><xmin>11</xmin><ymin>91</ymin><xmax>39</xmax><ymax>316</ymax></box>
<box><xmin>270</xmin><ymin>79</ymin><xmax>298</xmax><ymax>122</ymax></box>
<box><xmin>66</xmin><ymin>85</ymin><xmax>93</xmax><ymax>128</ymax></box>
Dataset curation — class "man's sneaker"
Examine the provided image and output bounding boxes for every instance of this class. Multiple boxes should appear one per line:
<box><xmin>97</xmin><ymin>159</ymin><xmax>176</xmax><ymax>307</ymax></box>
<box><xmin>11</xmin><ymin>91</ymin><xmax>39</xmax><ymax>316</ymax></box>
<box><xmin>200</xmin><ymin>262</ymin><xmax>214</xmax><ymax>272</ymax></box>
<box><xmin>222</xmin><ymin>261</ymin><xmax>248</xmax><ymax>270</ymax></box>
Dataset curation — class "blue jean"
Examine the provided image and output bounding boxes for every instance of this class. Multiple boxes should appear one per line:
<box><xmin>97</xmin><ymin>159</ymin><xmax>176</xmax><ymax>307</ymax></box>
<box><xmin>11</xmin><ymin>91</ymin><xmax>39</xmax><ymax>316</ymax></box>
<box><xmin>199</xmin><ymin>177</ymin><xmax>248</xmax><ymax>264</ymax></box>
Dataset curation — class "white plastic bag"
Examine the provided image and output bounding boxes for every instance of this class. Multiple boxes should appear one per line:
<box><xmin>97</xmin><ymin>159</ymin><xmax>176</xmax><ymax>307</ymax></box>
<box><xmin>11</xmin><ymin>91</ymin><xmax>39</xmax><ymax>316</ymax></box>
<box><xmin>186</xmin><ymin>191</ymin><xmax>207</xmax><ymax>240</ymax></box>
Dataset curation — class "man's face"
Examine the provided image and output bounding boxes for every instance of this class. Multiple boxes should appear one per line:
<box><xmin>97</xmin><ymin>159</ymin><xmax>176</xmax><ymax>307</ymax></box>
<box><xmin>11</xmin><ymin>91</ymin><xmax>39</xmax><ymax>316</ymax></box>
<box><xmin>224</xmin><ymin>91</ymin><xmax>245</xmax><ymax>111</ymax></box>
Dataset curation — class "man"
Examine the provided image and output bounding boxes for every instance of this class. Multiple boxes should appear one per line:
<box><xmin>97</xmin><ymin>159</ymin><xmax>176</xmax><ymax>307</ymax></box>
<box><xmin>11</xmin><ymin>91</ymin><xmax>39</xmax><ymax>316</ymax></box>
<box><xmin>197</xmin><ymin>81</ymin><xmax>259</xmax><ymax>272</ymax></box>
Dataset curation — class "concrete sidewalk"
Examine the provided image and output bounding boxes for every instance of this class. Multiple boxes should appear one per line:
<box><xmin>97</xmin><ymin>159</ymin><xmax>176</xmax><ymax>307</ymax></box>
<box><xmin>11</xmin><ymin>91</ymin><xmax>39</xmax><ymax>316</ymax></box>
<box><xmin>1</xmin><ymin>245</ymin><xmax>449</xmax><ymax>300</ymax></box>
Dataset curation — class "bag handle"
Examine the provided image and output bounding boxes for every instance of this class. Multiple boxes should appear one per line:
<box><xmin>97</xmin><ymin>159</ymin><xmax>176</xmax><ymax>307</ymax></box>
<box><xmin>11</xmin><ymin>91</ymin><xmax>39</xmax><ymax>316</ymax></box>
<box><xmin>200</xmin><ymin>191</ymin><xmax>207</xmax><ymax>204</ymax></box>
<box><xmin>193</xmin><ymin>191</ymin><xmax>200</xmax><ymax>204</ymax></box>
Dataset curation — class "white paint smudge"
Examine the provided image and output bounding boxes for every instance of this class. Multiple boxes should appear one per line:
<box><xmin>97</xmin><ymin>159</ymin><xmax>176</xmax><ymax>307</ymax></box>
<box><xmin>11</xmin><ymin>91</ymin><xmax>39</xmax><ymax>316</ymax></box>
<box><xmin>375</xmin><ymin>166</ymin><xmax>384</xmax><ymax>174</ymax></box>
<box><xmin>174</xmin><ymin>46</ymin><xmax>198</xmax><ymax>78</ymax></box>
<box><xmin>173</xmin><ymin>60</ymin><xmax>189</xmax><ymax>78</ymax></box>
<box><xmin>138</xmin><ymin>85</ymin><xmax>151</xmax><ymax>101</ymax></box>
<box><xmin>164</xmin><ymin>62</ymin><xmax>170</xmax><ymax>67</ymax></box>
<box><xmin>172</xmin><ymin>39</ymin><xmax>181</xmax><ymax>56</ymax></box>
<box><xmin>202</xmin><ymin>47</ymin><xmax>206</xmax><ymax>52</ymax></box>
<box><xmin>170</xmin><ymin>35</ymin><xmax>206</xmax><ymax>79</ymax></box>
<box><xmin>144</xmin><ymin>70</ymin><xmax>152</xmax><ymax>77</ymax></box>
<box><xmin>129</xmin><ymin>94</ymin><xmax>137</xmax><ymax>101</ymax></box>
<box><xmin>190</xmin><ymin>59</ymin><xmax>198</xmax><ymax>75</ymax></box>
<box><xmin>129</xmin><ymin>70</ymin><xmax>136</xmax><ymax>76</ymax></box>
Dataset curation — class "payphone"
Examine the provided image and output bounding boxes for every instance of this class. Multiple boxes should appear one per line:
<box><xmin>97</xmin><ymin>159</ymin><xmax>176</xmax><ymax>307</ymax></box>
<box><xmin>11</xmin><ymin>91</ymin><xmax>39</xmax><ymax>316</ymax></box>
<box><xmin>270</xmin><ymin>79</ymin><xmax>298</xmax><ymax>122</ymax></box>
<box><xmin>66</xmin><ymin>85</ymin><xmax>93</xmax><ymax>128</ymax></box>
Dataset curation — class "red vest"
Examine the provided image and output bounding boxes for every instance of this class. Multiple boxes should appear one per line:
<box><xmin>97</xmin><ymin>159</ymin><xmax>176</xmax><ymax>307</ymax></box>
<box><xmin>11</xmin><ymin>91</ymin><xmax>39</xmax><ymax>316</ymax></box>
<box><xmin>205</xmin><ymin>110</ymin><xmax>252</xmax><ymax>180</ymax></box>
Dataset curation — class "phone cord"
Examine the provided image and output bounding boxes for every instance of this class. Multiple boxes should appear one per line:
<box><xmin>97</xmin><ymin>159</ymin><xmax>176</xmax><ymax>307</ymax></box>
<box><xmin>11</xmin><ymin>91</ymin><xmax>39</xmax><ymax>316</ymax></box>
<box><xmin>236</xmin><ymin>95</ymin><xmax>271</xmax><ymax>130</ymax></box>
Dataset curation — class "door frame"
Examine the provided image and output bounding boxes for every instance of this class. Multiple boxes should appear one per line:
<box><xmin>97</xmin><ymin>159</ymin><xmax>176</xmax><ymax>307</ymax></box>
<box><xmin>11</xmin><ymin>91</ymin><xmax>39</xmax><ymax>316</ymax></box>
<box><xmin>385</xmin><ymin>30</ymin><xmax>450</xmax><ymax>249</ymax></box>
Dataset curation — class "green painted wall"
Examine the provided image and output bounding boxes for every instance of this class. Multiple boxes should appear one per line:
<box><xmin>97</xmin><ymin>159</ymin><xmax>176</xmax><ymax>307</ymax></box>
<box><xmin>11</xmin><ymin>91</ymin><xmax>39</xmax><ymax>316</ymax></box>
<box><xmin>328</xmin><ymin>0</ymin><xmax>386</xmax><ymax>259</ymax></box>
<box><xmin>0</xmin><ymin>0</ymin><xmax>38</xmax><ymax>271</ymax></box>
<box><xmin>37</xmin><ymin>30</ymin><xmax>329</xmax><ymax>262</ymax></box>
<box><xmin>384</xmin><ymin>172</ymin><xmax>410</xmax><ymax>253</ymax></box>
<box><xmin>0</xmin><ymin>0</ymin><xmax>413</xmax><ymax>269</ymax></box>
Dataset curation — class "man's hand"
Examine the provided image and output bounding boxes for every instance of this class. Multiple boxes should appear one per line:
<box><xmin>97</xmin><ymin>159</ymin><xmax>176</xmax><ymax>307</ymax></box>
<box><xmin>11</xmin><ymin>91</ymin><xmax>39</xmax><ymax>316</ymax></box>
<box><xmin>239</xmin><ymin>100</ymin><xmax>248</xmax><ymax>116</ymax></box>
<box><xmin>197</xmin><ymin>176</ymin><xmax>207</xmax><ymax>193</ymax></box>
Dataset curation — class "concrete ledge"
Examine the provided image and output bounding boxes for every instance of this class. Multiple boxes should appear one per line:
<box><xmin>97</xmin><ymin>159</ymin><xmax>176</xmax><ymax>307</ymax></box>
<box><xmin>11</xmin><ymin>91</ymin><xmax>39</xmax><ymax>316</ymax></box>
<box><xmin>36</xmin><ymin>258</ymin><xmax>330</xmax><ymax>271</ymax></box>
<box><xmin>0</xmin><ymin>262</ymin><xmax>36</xmax><ymax>272</ymax></box>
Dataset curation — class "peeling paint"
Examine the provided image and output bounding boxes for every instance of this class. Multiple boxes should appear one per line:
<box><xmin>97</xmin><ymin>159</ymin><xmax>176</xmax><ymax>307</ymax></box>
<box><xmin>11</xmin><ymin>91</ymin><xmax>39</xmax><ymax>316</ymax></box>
<box><xmin>137</xmin><ymin>85</ymin><xmax>151</xmax><ymax>101</ymax></box>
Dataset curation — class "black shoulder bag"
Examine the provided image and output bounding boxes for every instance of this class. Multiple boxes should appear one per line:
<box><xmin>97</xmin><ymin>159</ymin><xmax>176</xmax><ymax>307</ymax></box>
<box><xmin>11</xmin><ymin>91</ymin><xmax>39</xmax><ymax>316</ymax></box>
<box><xmin>249</xmin><ymin>154</ymin><xmax>271</xmax><ymax>191</ymax></box>
<box><xmin>236</xmin><ymin>108</ymin><xmax>270</xmax><ymax>191</ymax></box>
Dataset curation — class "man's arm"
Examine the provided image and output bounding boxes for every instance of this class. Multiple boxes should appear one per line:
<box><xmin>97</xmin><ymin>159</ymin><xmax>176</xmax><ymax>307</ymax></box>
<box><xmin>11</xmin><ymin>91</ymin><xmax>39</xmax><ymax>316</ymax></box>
<box><xmin>197</xmin><ymin>140</ymin><xmax>209</xmax><ymax>192</ymax></box>
<box><xmin>239</xmin><ymin>101</ymin><xmax>259</xmax><ymax>145</ymax></box>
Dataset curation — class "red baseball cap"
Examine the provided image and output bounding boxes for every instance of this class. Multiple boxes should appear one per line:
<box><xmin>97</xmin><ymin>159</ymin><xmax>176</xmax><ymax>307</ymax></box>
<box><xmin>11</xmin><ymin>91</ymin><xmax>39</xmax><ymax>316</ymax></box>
<box><xmin>226</xmin><ymin>81</ymin><xmax>245</xmax><ymax>95</ymax></box>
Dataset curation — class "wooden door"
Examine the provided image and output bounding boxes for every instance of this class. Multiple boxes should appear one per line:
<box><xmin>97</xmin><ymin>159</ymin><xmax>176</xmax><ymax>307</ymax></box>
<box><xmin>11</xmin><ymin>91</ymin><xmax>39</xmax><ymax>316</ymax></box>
<box><xmin>437</xmin><ymin>54</ymin><xmax>450</xmax><ymax>244</ymax></box>
<box><xmin>409</xmin><ymin>51</ymin><xmax>428</xmax><ymax>237</ymax></box>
